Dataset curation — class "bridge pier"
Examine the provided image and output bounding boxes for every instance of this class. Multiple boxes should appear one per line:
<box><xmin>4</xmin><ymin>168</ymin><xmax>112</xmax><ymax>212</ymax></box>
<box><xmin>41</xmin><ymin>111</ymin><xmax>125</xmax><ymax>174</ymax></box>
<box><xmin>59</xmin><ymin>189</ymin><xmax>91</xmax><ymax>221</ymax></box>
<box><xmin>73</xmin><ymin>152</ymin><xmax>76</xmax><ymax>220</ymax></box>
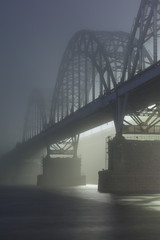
<box><xmin>37</xmin><ymin>135</ymin><xmax>86</xmax><ymax>188</ymax></box>
<box><xmin>98</xmin><ymin>135</ymin><xmax>160</xmax><ymax>193</ymax></box>
<box><xmin>98</xmin><ymin>91</ymin><xmax>160</xmax><ymax>193</ymax></box>
<box><xmin>37</xmin><ymin>155</ymin><xmax>86</xmax><ymax>187</ymax></box>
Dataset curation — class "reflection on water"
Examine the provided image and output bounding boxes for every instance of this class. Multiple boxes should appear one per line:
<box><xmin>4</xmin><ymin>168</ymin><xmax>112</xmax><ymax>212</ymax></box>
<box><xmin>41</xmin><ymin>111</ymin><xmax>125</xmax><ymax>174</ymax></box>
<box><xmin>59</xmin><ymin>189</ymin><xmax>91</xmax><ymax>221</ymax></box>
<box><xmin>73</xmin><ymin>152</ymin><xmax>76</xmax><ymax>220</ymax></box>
<box><xmin>0</xmin><ymin>185</ymin><xmax>160</xmax><ymax>239</ymax></box>
<box><xmin>46</xmin><ymin>185</ymin><xmax>160</xmax><ymax>239</ymax></box>
<box><xmin>56</xmin><ymin>184</ymin><xmax>160</xmax><ymax>209</ymax></box>
<box><xmin>57</xmin><ymin>184</ymin><xmax>113</xmax><ymax>203</ymax></box>
<box><xmin>115</xmin><ymin>194</ymin><xmax>160</xmax><ymax>211</ymax></box>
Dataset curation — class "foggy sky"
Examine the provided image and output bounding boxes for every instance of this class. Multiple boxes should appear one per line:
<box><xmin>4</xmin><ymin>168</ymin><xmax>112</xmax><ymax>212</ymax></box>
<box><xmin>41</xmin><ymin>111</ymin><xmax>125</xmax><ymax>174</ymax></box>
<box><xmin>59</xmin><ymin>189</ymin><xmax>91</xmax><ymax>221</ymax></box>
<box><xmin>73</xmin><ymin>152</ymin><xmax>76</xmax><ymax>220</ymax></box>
<box><xmin>0</xmin><ymin>0</ymin><xmax>140</xmax><ymax>154</ymax></box>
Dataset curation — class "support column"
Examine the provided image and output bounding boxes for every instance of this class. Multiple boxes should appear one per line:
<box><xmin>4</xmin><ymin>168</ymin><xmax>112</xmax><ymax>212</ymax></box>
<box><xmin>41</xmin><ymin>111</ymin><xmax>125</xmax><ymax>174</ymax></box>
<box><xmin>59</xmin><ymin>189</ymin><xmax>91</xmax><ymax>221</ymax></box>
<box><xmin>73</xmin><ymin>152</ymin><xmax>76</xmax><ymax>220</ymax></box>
<box><xmin>98</xmin><ymin>102</ymin><xmax>160</xmax><ymax>194</ymax></box>
<box><xmin>37</xmin><ymin>134</ymin><xmax>86</xmax><ymax>187</ymax></box>
<box><xmin>111</xmin><ymin>92</ymin><xmax>128</xmax><ymax>136</ymax></box>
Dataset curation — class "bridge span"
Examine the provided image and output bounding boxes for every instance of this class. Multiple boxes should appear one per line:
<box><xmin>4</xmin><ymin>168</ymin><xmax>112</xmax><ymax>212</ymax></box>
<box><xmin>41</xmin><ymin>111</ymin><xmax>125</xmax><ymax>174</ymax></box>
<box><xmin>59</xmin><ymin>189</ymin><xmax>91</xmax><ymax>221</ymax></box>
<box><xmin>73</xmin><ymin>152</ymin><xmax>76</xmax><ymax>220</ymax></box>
<box><xmin>7</xmin><ymin>58</ymin><xmax>160</xmax><ymax>153</ymax></box>
<box><xmin>1</xmin><ymin>0</ymin><xmax>160</xmax><ymax>193</ymax></box>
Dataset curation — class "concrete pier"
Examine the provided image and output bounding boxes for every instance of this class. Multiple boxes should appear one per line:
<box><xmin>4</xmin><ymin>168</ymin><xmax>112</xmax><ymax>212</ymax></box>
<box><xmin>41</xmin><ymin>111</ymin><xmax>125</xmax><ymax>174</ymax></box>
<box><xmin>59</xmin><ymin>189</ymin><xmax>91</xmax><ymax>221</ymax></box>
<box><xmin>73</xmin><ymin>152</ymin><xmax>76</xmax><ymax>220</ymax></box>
<box><xmin>37</xmin><ymin>155</ymin><xmax>86</xmax><ymax>187</ymax></box>
<box><xmin>98</xmin><ymin>136</ymin><xmax>160</xmax><ymax>193</ymax></box>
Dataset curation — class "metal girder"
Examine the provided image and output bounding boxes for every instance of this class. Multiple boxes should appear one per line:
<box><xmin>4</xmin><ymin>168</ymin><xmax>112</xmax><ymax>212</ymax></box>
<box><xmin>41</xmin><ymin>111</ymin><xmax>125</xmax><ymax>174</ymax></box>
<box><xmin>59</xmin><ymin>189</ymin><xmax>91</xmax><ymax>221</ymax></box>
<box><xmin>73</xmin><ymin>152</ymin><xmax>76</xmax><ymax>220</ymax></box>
<box><xmin>48</xmin><ymin>135</ymin><xmax>79</xmax><ymax>158</ymax></box>
<box><xmin>112</xmin><ymin>0</ymin><xmax>160</xmax><ymax>134</ymax></box>
<box><xmin>121</xmin><ymin>0</ymin><xmax>160</xmax><ymax>82</ymax></box>
<box><xmin>123</xmin><ymin>103</ymin><xmax>160</xmax><ymax>134</ymax></box>
<box><xmin>49</xmin><ymin>31</ymin><xmax>131</xmax><ymax>125</ymax></box>
<box><xmin>111</xmin><ymin>93</ymin><xmax>128</xmax><ymax>136</ymax></box>
<box><xmin>23</xmin><ymin>0</ymin><xmax>160</xmax><ymax>140</ymax></box>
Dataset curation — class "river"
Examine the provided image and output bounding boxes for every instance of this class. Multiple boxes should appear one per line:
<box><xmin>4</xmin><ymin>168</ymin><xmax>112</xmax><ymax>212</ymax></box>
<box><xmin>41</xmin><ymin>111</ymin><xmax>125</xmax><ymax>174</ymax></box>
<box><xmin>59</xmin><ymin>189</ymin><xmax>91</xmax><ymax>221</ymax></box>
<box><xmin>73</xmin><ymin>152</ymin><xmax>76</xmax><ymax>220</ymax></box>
<box><xmin>0</xmin><ymin>184</ymin><xmax>160</xmax><ymax>239</ymax></box>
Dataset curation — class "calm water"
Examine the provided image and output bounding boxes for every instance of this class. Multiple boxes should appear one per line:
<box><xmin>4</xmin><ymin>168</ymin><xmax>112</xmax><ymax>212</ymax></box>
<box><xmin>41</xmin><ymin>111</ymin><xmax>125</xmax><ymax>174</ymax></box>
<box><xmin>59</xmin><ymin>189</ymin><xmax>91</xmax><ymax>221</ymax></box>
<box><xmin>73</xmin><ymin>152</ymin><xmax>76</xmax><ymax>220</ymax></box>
<box><xmin>0</xmin><ymin>185</ymin><xmax>160</xmax><ymax>239</ymax></box>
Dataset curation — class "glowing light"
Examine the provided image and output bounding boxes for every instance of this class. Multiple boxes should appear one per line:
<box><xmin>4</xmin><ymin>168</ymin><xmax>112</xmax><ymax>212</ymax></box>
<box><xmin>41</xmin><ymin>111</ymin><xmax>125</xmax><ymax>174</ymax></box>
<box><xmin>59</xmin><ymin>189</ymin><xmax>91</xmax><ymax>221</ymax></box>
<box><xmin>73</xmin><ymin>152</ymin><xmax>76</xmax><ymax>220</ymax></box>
<box><xmin>116</xmin><ymin>195</ymin><xmax>160</xmax><ymax>212</ymax></box>
<box><xmin>86</xmin><ymin>184</ymin><xmax>98</xmax><ymax>189</ymax></box>
<box><xmin>80</xmin><ymin>121</ymin><xmax>114</xmax><ymax>138</ymax></box>
<box><xmin>148</xmin><ymin>104</ymin><xmax>156</xmax><ymax>109</ymax></box>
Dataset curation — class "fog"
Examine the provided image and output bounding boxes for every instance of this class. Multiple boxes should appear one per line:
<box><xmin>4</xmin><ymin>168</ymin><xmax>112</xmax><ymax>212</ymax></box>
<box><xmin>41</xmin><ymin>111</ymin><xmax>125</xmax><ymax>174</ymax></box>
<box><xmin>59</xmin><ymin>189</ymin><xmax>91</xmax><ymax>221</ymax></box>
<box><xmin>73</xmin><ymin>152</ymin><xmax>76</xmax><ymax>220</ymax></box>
<box><xmin>0</xmin><ymin>0</ymin><xmax>141</xmax><ymax>185</ymax></box>
<box><xmin>0</xmin><ymin>0</ymin><xmax>140</xmax><ymax>155</ymax></box>
<box><xmin>78</xmin><ymin>122</ymin><xmax>115</xmax><ymax>184</ymax></box>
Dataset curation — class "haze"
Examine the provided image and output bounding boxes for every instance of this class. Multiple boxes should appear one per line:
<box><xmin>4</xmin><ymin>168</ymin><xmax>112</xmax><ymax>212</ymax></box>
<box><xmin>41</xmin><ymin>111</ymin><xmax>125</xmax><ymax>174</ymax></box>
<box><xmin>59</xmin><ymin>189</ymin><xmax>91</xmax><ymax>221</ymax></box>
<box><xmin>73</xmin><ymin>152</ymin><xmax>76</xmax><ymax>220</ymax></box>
<box><xmin>0</xmin><ymin>0</ymin><xmax>140</xmax><ymax>155</ymax></box>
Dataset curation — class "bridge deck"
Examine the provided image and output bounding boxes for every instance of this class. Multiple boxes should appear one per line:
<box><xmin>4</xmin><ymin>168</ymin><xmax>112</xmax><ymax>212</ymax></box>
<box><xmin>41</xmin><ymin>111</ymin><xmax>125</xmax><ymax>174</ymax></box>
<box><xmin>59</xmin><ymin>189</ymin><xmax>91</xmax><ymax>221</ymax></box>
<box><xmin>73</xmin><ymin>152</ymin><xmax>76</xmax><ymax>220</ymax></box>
<box><xmin>2</xmin><ymin>61</ymin><xmax>160</xmax><ymax>159</ymax></box>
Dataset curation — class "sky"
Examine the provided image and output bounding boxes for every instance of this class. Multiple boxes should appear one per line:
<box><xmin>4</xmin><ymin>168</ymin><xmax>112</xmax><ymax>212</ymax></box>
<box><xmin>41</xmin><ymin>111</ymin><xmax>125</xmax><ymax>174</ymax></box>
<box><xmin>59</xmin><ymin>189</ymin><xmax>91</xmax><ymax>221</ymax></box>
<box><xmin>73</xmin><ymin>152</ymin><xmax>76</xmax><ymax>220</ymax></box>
<box><xmin>0</xmin><ymin>0</ymin><xmax>140</xmax><ymax>154</ymax></box>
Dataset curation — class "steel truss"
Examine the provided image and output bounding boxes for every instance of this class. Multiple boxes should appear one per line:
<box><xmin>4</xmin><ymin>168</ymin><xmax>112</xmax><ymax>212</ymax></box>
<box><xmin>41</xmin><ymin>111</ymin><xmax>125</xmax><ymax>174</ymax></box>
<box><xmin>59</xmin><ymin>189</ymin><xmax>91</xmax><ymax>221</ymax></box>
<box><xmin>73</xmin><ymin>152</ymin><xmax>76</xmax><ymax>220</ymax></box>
<box><xmin>47</xmin><ymin>135</ymin><xmax>79</xmax><ymax>158</ymax></box>
<box><xmin>122</xmin><ymin>0</ymin><xmax>160</xmax><ymax>81</ymax></box>
<box><xmin>123</xmin><ymin>103</ymin><xmax>160</xmax><ymax>134</ymax></box>
<box><xmin>116</xmin><ymin>0</ymin><xmax>160</xmax><ymax>134</ymax></box>
<box><xmin>49</xmin><ymin>0</ymin><xmax>160</xmax><ymax>134</ymax></box>
<box><xmin>23</xmin><ymin>0</ymin><xmax>160</xmax><ymax>142</ymax></box>
<box><xmin>49</xmin><ymin>31</ymin><xmax>133</xmax><ymax>124</ymax></box>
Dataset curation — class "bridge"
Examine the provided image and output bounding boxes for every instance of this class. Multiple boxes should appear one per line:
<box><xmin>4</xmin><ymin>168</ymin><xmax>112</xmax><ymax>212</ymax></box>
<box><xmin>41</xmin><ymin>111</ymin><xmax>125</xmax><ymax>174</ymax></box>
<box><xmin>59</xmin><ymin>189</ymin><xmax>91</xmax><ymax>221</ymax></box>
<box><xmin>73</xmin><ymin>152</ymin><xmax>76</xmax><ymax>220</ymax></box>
<box><xmin>1</xmin><ymin>0</ymin><xmax>160</xmax><ymax>192</ymax></box>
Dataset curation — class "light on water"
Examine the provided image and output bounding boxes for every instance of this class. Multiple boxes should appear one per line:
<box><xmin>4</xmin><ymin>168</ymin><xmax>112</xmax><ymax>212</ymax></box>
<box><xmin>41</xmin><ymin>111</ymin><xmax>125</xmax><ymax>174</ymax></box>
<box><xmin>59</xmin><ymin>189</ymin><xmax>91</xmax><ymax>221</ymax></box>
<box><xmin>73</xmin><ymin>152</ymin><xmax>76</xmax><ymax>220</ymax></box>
<box><xmin>115</xmin><ymin>194</ymin><xmax>160</xmax><ymax>212</ymax></box>
<box><xmin>86</xmin><ymin>184</ymin><xmax>97</xmax><ymax>188</ymax></box>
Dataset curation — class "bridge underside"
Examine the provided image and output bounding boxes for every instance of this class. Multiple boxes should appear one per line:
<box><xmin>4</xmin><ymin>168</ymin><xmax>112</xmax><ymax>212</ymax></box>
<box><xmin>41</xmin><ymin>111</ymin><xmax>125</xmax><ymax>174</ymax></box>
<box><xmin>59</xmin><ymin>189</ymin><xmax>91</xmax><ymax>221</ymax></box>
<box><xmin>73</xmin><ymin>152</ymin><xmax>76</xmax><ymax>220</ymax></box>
<box><xmin>12</xmin><ymin>62</ymin><xmax>160</xmax><ymax>157</ymax></box>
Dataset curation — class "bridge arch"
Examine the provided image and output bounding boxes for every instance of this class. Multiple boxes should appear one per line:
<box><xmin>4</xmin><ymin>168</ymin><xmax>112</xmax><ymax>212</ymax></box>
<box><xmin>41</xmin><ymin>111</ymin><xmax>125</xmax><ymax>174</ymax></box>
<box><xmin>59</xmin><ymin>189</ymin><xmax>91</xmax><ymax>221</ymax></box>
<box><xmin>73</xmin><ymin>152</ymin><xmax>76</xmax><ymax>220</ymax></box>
<box><xmin>22</xmin><ymin>89</ymin><xmax>47</xmax><ymax>142</ymax></box>
<box><xmin>50</xmin><ymin>30</ymin><xmax>131</xmax><ymax>124</ymax></box>
<box><xmin>49</xmin><ymin>30</ymin><xmax>153</xmax><ymax>125</ymax></box>
<box><xmin>121</xmin><ymin>0</ymin><xmax>160</xmax><ymax>81</ymax></box>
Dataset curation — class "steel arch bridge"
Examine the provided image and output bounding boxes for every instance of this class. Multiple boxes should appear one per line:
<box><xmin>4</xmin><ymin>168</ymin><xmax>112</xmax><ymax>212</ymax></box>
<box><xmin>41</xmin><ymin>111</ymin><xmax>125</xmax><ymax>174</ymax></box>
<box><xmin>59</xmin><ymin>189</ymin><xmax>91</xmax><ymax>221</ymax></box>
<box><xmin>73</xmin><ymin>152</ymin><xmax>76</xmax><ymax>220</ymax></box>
<box><xmin>1</xmin><ymin>0</ymin><xmax>160</xmax><ymax>187</ymax></box>
<box><xmin>23</xmin><ymin>0</ymin><xmax>160</xmax><ymax>144</ymax></box>
<box><xmin>49</xmin><ymin>30</ymin><xmax>152</xmax><ymax>125</ymax></box>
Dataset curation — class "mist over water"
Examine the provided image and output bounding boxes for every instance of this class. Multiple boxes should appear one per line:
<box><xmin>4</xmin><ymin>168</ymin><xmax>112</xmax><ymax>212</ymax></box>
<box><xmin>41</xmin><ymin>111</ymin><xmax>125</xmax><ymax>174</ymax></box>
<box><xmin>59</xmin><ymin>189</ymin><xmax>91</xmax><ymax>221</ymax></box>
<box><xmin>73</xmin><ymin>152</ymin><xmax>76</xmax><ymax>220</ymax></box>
<box><xmin>78</xmin><ymin>122</ymin><xmax>115</xmax><ymax>184</ymax></box>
